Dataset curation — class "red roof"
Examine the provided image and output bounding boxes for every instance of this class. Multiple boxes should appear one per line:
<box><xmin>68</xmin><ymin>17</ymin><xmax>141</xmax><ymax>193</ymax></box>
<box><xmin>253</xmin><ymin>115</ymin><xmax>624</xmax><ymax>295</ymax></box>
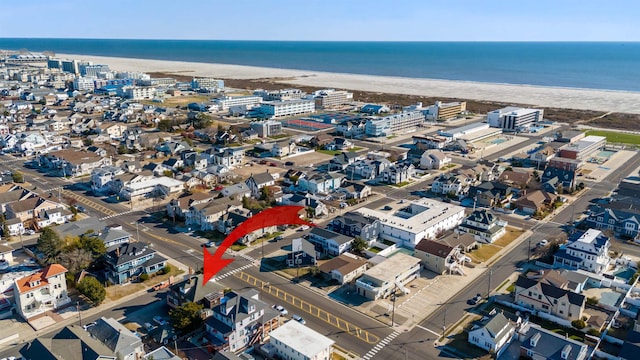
<box><xmin>15</xmin><ymin>264</ymin><xmax>68</xmax><ymax>294</ymax></box>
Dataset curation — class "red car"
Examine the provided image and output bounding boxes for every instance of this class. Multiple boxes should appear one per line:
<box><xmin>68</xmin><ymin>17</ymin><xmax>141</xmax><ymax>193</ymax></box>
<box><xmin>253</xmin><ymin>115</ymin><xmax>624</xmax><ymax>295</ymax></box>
<box><xmin>269</xmin><ymin>162</ymin><xmax>278</xmax><ymax>167</ymax></box>
<box><xmin>214</xmin><ymin>185</ymin><xmax>224</xmax><ymax>191</ymax></box>
<box><xmin>259</xmin><ymin>160</ymin><xmax>268</xmax><ymax>165</ymax></box>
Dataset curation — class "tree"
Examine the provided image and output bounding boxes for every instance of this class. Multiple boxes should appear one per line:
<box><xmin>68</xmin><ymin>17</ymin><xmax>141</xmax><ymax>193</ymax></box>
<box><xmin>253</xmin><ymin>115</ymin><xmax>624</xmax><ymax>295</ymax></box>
<box><xmin>351</xmin><ymin>237</ymin><xmax>368</xmax><ymax>255</ymax></box>
<box><xmin>117</xmin><ymin>145</ymin><xmax>128</xmax><ymax>155</ymax></box>
<box><xmin>305</xmin><ymin>206</ymin><xmax>316</xmax><ymax>219</ymax></box>
<box><xmin>79</xmin><ymin>233</ymin><xmax>106</xmax><ymax>259</ymax></box>
<box><xmin>169</xmin><ymin>302</ymin><xmax>204</xmax><ymax>332</ymax></box>
<box><xmin>12</xmin><ymin>171</ymin><xmax>24</xmax><ymax>183</ymax></box>
<box><xmin>571</xmin><ymin>319</ymin><xmax>586</xmax><ymax>329</ymax></box>
<box><xmin>77</xmin><ymin>277</ymin><xmax>106</xmax><ymax>305</ymax></box>
<box><xmin>556</xmin><ymin>183</ymin><xmax>564</xmax><ymax>194</ymax></box>
<box><xmin>37</xmin><ymin>227</ymin><xmax>64</xmax><ymax>264</ymax></box>
<box><xmin>59</xmin><ymin>248</ymin><xmax>92</xmax><ymax>274</ymax></box>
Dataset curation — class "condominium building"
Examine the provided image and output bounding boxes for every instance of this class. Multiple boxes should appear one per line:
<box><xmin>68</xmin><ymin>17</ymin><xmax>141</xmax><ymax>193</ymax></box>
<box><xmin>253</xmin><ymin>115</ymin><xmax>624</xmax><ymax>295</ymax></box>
<box><xmin>356</xmin><ymin>199</ymin><xmax>465</xmax><ymax>248</ymax></box>
<box><xmin>557</xmin><ymin>135</ymin><xmax>606</xmax><ymax>160</ymax></box>
<box><xmin>254</xmin><ymin>88</ymin><xmax>306</xmax><ymax>101</ymax></box>
<box><xmin>72</xmin><ymin>77</ymin><xmax>95</xmax><ymax>91</ymax></box>
<box><xmin>355</xmin><ymin>253</ymin><xmax>422</xmax><ymax>300</ymax></box>
<box><xmin>258</xmin><ymin>99</ymin><xmax>315</xmax><ymax>118</ymax></box>
<box><xmin>122</xmin><ymin>86</ymin><xmax>156</xmax><ymax>100</ymax></box>
<box><xmin>424</xmin><ymin>101</ymin><xmax>467</xmax><ymax>121</ymax></box>
<box><xmin>487</xmin><ymin>107</ymin><xmax>544</xmax><ymax>131</ymax></box>
<box><xmin>191</xmin><ymin>78</ymin><xmax>225</xmax><ymax>92</ymax></box>
<box><xmin>365</xmin><ymin>111</ymin><xmax>426</xmax><ymax>137</ymax></box>
<box><xmin>250</xmin><ymin>120</ymin><xmax>282</xmax><ymax>137</ymax></box>
<box><xmin>80</xmin><ymin>64</ymin><xmax>111</xmax><ymax>77</ymax></box>
<box><xmin>312</xmin><ymin>89</ymin><xmax>354</xmax><ymax>108</ymax></box>
<box><xmin>212</xmin><ymin>96</ymin><xmax>262</xmax><ymax>111</ymax></box>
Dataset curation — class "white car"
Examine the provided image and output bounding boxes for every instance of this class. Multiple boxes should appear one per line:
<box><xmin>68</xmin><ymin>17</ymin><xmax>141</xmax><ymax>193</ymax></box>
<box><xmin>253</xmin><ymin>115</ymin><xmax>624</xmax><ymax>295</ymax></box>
<box><xmin>292</xmin><ymin>314</ymin><xmax>306</xmax><ymax>324</ymax></box>
<box><xmin>273</xmin><ymin>305</ymin><xmax>288</xmax><ymax>316</ymax></box>
<box><xmin>537</xmin><ymin>239</ymin><xmax>549</xmax><ymax>247</ymax></box>
<box><xmin>298</xmin><ymin>225</ymin><xmax>310</xmax><ymax>231</ymax></box>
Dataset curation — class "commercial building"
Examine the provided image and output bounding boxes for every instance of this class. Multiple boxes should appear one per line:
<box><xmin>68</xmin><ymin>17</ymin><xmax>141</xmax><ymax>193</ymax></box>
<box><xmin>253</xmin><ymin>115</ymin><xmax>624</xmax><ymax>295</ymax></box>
<box><xmin>557</xmin><ymin>135</ymin><xmax>606</xmax><ymax>160</ymax></box>
<box><xmin>80</xmin><ymin>64</ymin><xmax>111</xmax><ymax>77</ymax></box>
<box><xmin>356</xmin><ymin>199</ymin><xmax>465</xmax><ymax>248</ymax></box>
<box><xmin>191</xmin><ymin>77</ymin><xmax>224</xmax><ymax>92</ymax></box>
<box><xmin>212</xmin><ymin>96</ymin><xmax>262</xmax><ymax>111</ymax></box>
<box><xmin>312</xmin><ymin>89</ymin><xmax>354</xmax><ymax>108</ymax></box>
<box><xmin>365</xmin><ymin>111</ymin><xmax>426</xmax><ymax>137</ymax></box>
<box><xmin>355</xmin><ymin>253</ymin><xmax>422</xmax><ymax>300</ymax></box>
<box><xmin>487</xmin><ymin>107</ymin><xmax>544</xmax><ymax>131</ymax></box>
<box><xmin>122</xmin><ymin>86</ymin><xmax>156</xmax><ymax>100</ymax></box>
<box><xmin>250</xmin><ymin>120</ymin><xmax>282</xmax><ymax>137</ymax></box>
<box><xmin>424</xmin><ymin>101</ymin><xmax>467</xmax><ymax>121</ymax></box>
<box><xmin>269</xmin><ymin>320</ymin><xmax>334</xmax><ymax>360</ymax></box>
<box><xmin>72</xmin><ymin>77</ymin><xmax>95</xmax><ymax>91</ymax></box>
<box><xmin>438</xmin><ymin>122</ymin><xmax>503</xmax><ymax>143</ymax></box>
<box><xmin>258</xmin><ymin>99</ymin><xmax>315</xmax><ymax>118</ymax></box>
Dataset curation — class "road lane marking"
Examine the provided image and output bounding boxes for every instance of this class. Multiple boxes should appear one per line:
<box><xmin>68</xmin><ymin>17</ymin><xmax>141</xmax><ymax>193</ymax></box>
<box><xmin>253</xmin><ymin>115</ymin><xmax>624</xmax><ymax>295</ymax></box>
<box><xmin>416</xmin><ymin>324</ymin><xmax>441</xmax><ymax>336</ymax></box>
<box><xmin>234</xmin><ymin>271</ymin><xmax>380</xmax><ymax>344</ymax></box>
<box><xmin>361</xmin><ymin>330</ymin><xmax>400</xmax><ymax>360</ymax></box>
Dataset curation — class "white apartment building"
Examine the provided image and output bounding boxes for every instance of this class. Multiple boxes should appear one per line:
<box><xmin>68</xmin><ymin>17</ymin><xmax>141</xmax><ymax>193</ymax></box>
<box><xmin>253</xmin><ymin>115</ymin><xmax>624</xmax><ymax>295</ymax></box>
<box><xmin>73</xmin><ymin>77</ymin><xmax>95</xmax><ymax>91</ymax></box>
<box><xmin>487</xmin><ymin>107</ymin><xmax>544</xmax><ymax>131</ymax></box>
<box><xmin>356</xmin><ymin>199</ymin><xmax>465</xmax><ymax>248</ymax></box>
<box><xmin>258</xmin><ymin>99</ymin><xmax>315</xmax><ymax>118</ymax></box>
<box><xmin>122</xmin><ymin>86</ymin><xmax>156</xmax><ymax>100</ymax></box>
<box><xmin>355</xmin><ymin>253</ymin><xmax>422</xmax><ymax>300</ymax></box>
<box><xmin>365</xmin><ymin>111</ymin><xmax>426</xmax><ymax>137</ymax></box>
<box><xmin>312</xmin><ymin>89</ymin><xmax>354</xmax><ymax>108</ymax></box>
<box><xmin>255</xmin><ymin>88</ymin><xmax>306</xmax><ymax>101</ymax></box>
<box><xmin>119</xmin><ymin>176</ymin><xmax>184</xmax><ymax>200</ymax></box>
<box><xmin>14</xmin><ymin>264</ymin><xmax>70</xmax><ymax>320</ymax></box>
<box><xmin>250</xmin><ymin>120</ymin><xmax>283</xmax><ymax>137</ymax></box>
<box><xmin>190</xmin><ymin>77</ymin><xmax>224</xmax><ymax>92</ymax></box>
<box><xmin>212</xmin><ymin>96</ymin><xmax>262</xmax><ymax>111</ymax></box>
<box><xmin>269</xmin><ymin>320</ymin><xmax>334</xmax><ymax>360</ymax></box>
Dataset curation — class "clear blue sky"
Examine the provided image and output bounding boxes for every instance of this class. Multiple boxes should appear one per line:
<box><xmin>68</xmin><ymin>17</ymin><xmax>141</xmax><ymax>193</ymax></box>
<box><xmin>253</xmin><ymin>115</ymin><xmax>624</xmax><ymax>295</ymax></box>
<box><xmin>2</xmin><ymin>0</ymin><xmax>638</xmax><ymax>41</ymax></box>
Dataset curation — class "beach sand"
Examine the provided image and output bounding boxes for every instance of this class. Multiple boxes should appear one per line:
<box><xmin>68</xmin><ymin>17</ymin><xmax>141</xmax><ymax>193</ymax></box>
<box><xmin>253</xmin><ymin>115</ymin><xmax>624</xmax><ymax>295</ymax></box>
<box><xmin>58</xmin><ymin>53</ymin><xmax>640</xmax><ymax>114</ymax></box>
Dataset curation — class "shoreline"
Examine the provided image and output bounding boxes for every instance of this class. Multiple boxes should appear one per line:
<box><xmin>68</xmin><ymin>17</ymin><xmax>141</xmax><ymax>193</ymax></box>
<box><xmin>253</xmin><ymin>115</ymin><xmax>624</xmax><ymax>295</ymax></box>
<box><xmin>55</xmin><ymin>52</ymin><xmax>640</xmax><ymax>114</ymax></box>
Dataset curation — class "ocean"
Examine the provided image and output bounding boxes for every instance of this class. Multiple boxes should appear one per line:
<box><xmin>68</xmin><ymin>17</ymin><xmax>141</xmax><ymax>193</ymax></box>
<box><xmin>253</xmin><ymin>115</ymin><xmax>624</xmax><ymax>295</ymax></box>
<box><xmin>1</xmin><ymin>38</ymin><xmax>639</xmax><ymax>92</ymax></box>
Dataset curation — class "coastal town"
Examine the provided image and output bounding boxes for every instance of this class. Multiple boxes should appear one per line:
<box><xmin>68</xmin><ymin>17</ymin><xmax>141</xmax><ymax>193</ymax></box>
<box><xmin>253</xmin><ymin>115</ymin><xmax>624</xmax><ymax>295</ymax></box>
<box><xmin>1</xmin><ymin>51</ymin><xmax>640</xmax><ymax>360</ymax></box>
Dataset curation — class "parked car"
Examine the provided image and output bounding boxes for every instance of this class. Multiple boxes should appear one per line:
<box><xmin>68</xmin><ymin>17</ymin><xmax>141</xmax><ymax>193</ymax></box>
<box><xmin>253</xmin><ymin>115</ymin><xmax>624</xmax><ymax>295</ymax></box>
<box><xmin>144</xmin><ymin>322</ymin><xmax>155</xmax><ymax>331</ymax></box>
<box><xmin>383</xmin><ymin>205</ymin><xmax>392</xmax><ymax>210</ymax></box>
<box><xmin>292</xmin><ymin>314</ymin><xmax>306</xmax><ymax>324</ymax></box>
<box><xmin>274</xmin><ymin>235</ymin><xmax>284</xmax><ymax>241</ymax></box>
<box><xmin>269</xmin><ymin>162</ymin><xmax>278</xmax><ymax>167</ymax></box>
<box><xmin>298</xmin><ymin>225</ymin><xmax>310</xmax><ymax>231</ymax></box>
<box><xmin>467</xmin><ymin>293</ymin><xmax>482</xmax><ymax>305</ymax></box>
<box><xmin>76</xmin><ymin>206</ymin><xmax>86</xmax><ymax>213</ymax></box>
<box><xmin>153</xmin><ymin>316</ymin><xmax>167</xmax><ymax>326</ymax></box>
<box><xmin>537</xmin><ymin>239</ymin><xmax>549</xmax><ymax>247</ymax></box>
<box><xmin>259</xmin><ymin>160</ymin><xmax>268</xmax><ymax>165</ymax></box>
<box><xmin>201</xmin><ymin>241</ymin><xmax>216</xmax><ymax>248</ymax></box>
<box><xmin>339</xmin><ymin>202</ymin><xmax>348</xmax><ymax>208</ymax></box>
<box><xmin>25</xmin><ymin>229</ymin><xmax>36</xmax><ymax>235</ymax></box>
<box><xmin>273</xmin><ymin>305</ymin><xmax>288</xmax><ymax>316</ymax></box>
<box><xmin>285</xmin><ymin>161</ymin><xmax>295</xmax><ymax>166</ymax></box>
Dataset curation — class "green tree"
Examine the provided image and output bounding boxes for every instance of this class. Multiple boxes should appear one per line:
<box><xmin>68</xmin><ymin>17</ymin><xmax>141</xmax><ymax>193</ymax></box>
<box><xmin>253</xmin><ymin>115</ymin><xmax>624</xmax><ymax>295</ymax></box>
<box><xmin>77</xmin><ymin>277</ymin><xmax>106</xmax><ymax>305</ymax></box>
<box><xmin>12</xmin><ymin>171</ymin><xmax>24</xmax><ymax>183</ymax></box>
<box><xmin>163</xmin><ymin>170</ymin><xmax>174</xmax><ymax>177</ymax></box>
<box><xmin>0</xmin><ymin>213</ymin><xmax>9</xmax><ymax>240</ymax></box>
<box><xmin>351</xmin><ymin>237</ymin><xmax>368</xmax><ymax>255</ymax></box>
<box><xmin>37</xmin><ymin>227</ymin><xmax>64</xmax><ymax>264</ymax></box>
<box><xmin>79</xmin><ymin>233</ymin><xmax>106</xmax><ymax>258</ymax></box>
<box><xmin>117</xmin><ymin>145</ymin><xmax>128</xmax><ymax>155</ymax></box>
<box><xmin>193</xmin><ymin>113</ymin><xmax>213</xmax><ymax>129</ymax></box>
<box><xmin>169</xmin><ymin>302</ymin><xmax>204</xmax><ymax>332</ymax></box>
<box><xmin>571</xmin><ymin>319</ymin><xmax>586</xmax><ymax>329</ymax></box>
<box><xmin>305</xmin><ymin>206</ymin><xmax>316</xmax><ymax>219</ymax></box>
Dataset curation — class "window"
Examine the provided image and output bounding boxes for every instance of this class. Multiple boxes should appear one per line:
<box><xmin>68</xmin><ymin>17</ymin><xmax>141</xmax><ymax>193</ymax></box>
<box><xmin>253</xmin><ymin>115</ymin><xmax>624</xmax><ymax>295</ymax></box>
<box><xmin>609</xmin><ymin>219</ymin><xmax>615</xmax><ymax>225</ymax></box>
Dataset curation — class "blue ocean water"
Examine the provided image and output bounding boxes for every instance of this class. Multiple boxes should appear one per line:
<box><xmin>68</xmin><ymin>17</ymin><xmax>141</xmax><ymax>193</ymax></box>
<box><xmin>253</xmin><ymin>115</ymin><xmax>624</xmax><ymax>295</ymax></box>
<box><xmin>1</xmin><ymin>38</ymin><xmax>639</xmax><ymax>92</ymax></box>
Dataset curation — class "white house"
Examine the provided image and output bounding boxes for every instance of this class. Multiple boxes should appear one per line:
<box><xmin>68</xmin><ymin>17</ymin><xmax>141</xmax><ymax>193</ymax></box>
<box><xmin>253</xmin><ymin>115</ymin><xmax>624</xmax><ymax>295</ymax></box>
<box><xmin>553</xmin><ymin>229</ymin><xmax>612</xmax><ymax>275</ymax></box>
<box><xmin>420</xmin><ymin>150</ymin><xmax>452</xmax><ymax>170</ymax></box>
<box><xmin>457</xmin><ymin>210</ymin><xmax>507</xmax><ymax>244</ymax></box>
<box><xmin>14</xmin><ymin>264</ymin><xmax>70</xmax><ymax>320</ymax></box>
<box><xmin>298</xmin><ymin>172</ymin><xmax>344</xmax><ymax>194</ymax></box>
<box><xmin>269</xmin><ymin>320</ymin><xmax>334</xmax><ymax>360</ymax></box>
<box><xmin>468</xmin><ymin>312</ymin><xmax>515</xmax><ymax>357</ymax></box>
<box><xmin>119</xmin><ymin>176</ymin><xmax>184</xmax><ymax>200</ymax></box>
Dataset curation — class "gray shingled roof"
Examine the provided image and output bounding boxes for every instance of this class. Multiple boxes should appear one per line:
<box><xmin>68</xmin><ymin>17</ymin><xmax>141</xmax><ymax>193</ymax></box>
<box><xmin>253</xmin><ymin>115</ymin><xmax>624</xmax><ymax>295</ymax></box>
<box><xmin>88</xmin><ymin>317</ymin><xmax>142</xmax><ymax>357</ymax></box>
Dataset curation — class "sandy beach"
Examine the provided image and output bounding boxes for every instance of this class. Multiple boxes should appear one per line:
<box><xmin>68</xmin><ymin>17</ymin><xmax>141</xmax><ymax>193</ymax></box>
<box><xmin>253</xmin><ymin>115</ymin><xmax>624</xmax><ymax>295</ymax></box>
<box><xmin>58</xmin><ymin>53</ymin><xmax>640</xmax><ymax>114</ymax></box>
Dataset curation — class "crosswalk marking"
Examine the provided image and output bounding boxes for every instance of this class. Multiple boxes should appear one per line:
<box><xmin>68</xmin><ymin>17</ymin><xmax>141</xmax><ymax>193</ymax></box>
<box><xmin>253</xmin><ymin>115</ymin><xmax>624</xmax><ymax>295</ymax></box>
<box><xmin>361</xmin><ymin>330</ymin><xmax>400</xmax><ymax>360</ymax></box>
<box><xmin>99</xmin><ymin>210</ymin><xmax>137</xmax><ymax>220</ymax></box>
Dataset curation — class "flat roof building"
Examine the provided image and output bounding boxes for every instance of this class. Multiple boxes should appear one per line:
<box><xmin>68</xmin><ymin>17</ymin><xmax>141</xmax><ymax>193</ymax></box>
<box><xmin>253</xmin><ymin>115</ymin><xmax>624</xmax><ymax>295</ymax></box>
<box><xmin>212</xmin><ymin>96</ymin><xmax>262</xmax><ymax>111</ymax></box>
<box><xmin>312</xmin><ymin>89</ymin><xmax>354</xmax><ymax>109</ymax></box>
<box><xmin>558</xmin><ymin>135</ymin><xmax>606</xmax><ymax>160</ymax></box>
<box><xmin>487</xmin><ymin>107</ymin><xmax>544</xmax><ymax>132</ymax></box>
<box><xmin>355</xmin><ymin>253</ymin><xmax>422</xmax><ymax>300</ymax></box>
<box><xmin>365</xmin><ymin>111</ymin><xmax>425</xmax><ymax>137</ymax></box>
<box><xmin>438</xmin><ymin>122</ymin><xmax>503</xmax><ymax>142</ymax></box>
<box><xmin>269</xmin><ymin>320</ymin><xmax>334</xmax><ymax>360</ymax></box>
<box><xmin>424</xmin><ymin>101</ymin><xmax>467</xmax><ymax>121</ymax></box>
<box><xmin>258</xmin><ymin>99</ymin><xmax>315</xmax><ymax>118</ymax></box>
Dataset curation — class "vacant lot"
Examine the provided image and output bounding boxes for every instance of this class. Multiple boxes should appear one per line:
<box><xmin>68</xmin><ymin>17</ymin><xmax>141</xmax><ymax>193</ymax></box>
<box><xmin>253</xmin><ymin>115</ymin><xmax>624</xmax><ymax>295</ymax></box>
<box><xmin>493</xmin><ymin>227</ymin><xmax>526</xmax><ymax>247</ymax></box>
<box><xmin>585</xmin><ymin>130</ymin><xmax>640</xmax><ymax>145</ymax></box>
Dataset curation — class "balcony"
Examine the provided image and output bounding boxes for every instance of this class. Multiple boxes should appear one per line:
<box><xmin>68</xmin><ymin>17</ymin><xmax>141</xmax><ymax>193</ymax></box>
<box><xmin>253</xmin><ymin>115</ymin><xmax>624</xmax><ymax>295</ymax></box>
<box><xmin>356</xmin><ymin>279</ymin><xmax>380</xmax><ymax>292</ymax></box>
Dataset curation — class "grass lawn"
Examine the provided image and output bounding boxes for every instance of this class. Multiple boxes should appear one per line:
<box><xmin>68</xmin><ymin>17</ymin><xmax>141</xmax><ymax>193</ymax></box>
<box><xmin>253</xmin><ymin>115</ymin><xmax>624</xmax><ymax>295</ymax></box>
<box><xmin>585</xmin><ymin>130</ymin><xmax>640</xmax><ymax>145</ymax></box>
<box><xmin>447</xmin><ymin>330</ymin><xmax>492</xmax><ymax>360</ymax></box>
<box><xmin>269</xmin><ymin>134</ymin><xmax>290</xmax><ymax>140</ymax></box>
<box><xmin>143</xmin><ymin>95</ymin><xmax>210</xmax><ymax>107</ymax></box>
<box><xmin>317</xmin><ymin>149</ymin><xmax>342</xmax><ymax>156</ymax></box>
<box><xmin>493</xmin><ymin>227</ymin><xmax>525</xmax><ymax>247</ymax></box>
<box><xmin>391</xmin><ymin>181</ymin><xmax>411</xmax><ymax>188</ymax></box>
<box><xmin>194</xmin><ymin>230</ymin><xmax>224</xmax><ymax>242</ymax></box>
<box><xmin>351</xmin><ymin>147</ymin><xmax>364</xmax><ymax>151</ymax></box>
<box><xmin>230</xmin><ymin>243</ymin><xmax>247</xmax><ymax>251</ymax></box>
<box><xmin>469</xmin><ymin>244</ymin><xmax>501</xmax><ymax>263</ymax></box>
<box><xmin>105</xmin><ymin>267</ymin><xmax>184</xmax><ymax>301</ymax></box>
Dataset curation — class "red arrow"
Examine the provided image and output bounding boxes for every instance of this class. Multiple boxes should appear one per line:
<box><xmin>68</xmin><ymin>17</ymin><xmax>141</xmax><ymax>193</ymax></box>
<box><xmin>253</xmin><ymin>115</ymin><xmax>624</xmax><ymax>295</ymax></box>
<box><xmin>203</xmin><ymin>205</ymin><xmax>314</xmax><ymax>284</ymax></box>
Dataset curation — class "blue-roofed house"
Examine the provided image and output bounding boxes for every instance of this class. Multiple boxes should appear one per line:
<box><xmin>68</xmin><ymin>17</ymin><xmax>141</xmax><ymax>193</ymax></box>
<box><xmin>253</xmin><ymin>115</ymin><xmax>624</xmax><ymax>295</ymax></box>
<box><xmin>541</xmin><ymin>166</ymin><xmax>577</xmax><ymax>193</ymax></box>
<box><xmin>553</xmin><ymin>229</ymin><xmax>611</xmax><ymax>275</ymax></box>
<box><xmin>104</xmin><ymin>243</ymin><xmax>167</xmax><ymax>284</ymax></box>
<box><xmin>360</xmin><ymin>104</ymin><xmax>390</xmax><ymax>114</ymax></box>
<box><xmin>585</xmin><ymin>206</ymin><xmax>640</xmax><ymax>240</ymax></box>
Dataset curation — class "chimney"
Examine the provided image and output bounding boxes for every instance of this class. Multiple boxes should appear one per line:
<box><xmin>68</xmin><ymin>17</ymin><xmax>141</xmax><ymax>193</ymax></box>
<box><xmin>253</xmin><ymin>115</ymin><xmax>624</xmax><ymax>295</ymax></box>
<box><xmin>116</xmin><ymin>247</ymin><xmax>120</xmax><ymax>257</ymax></box>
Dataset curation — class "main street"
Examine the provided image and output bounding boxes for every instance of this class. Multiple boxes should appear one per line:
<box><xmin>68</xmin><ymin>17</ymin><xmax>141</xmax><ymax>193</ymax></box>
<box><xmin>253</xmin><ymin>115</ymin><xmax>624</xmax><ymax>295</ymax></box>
<box><xmin>373</xmin><ymin>151</ymin><xmax>640</xmax><ymax>360</ymax></box>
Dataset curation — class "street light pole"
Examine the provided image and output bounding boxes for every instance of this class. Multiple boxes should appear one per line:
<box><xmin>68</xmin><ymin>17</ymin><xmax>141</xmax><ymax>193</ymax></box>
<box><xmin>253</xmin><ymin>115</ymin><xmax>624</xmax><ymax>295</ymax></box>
<box><xmin>136</xmin><ymin>221</ymin><xmax>140</xmax><ymax>242</ymax></box>
<box><xmin>528</xmin><ymin>237</ymin><xmax>532</xmax><ymax>261</ymax></box>
<box><xmin>77</xmin><ymin>301</ymin><xmax>82</xmax><ymax>327</ymax></box>
<box><xmin>487</xmin><ymin>269</ymin><xmax>493</xmax><ymax>297</ymax></box>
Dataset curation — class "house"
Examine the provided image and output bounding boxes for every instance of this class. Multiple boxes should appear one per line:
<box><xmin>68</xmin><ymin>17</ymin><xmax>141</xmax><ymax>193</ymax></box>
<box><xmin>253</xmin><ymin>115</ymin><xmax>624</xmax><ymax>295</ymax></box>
<box><xmin>330</xmin><ymin>212</ymin><xmax>380</xmax><ymax>242</ymax></box>
<box><xmin>380</xmin><ymin>163</ymin><xmax>416</xmax><ymax>185</ymax></box>
<box><xmin>54</xmin><ymin>217</ymin><xmax>107</xmax><ymax>239</ymax></box>
<box><xmin>36</xmin><ymin>207</ymin><xmax>72</xmax><ymax>228</ymax></box>
<box><xmin>0</xmin><ymin>244</ymin><xmax>14</xmax><ymax>265</ymax></box>
<box><xmin>162</xmin><ymin>157</ymin><xmax>184</xmax><ymax>172</ymax></box>
<box><xmin>156</xmin><ymin>140</ymin><xmax>190</xmax><ymax>155</ymax></box>
<box><xmin>414</xmin><ymin>239</ymin><xmax>464</xmax><ymax>275</ymax></box>
<box><xmin>499</xmin><ymin>170</ymin><xmax>532</xmax><ymax>189</ymax></box>
<box><xmin>318</xmin><ymin>253</ymin><xmax>368</xmax><ymax>284</ymax></box>
<box><xmin>541</xmin><ymin>165</ymin><xmax>577</xmax><ymax>193</ymax></box>
<box><xmin>309</xmin><ymin>133</ymin><xmax>333</xmax><ymax>148</ymax></box>
<box><xmin>431</xmin><ymin>173</ymin><xmax>471</xmax><ymax>197</ymax></box>
<box><xmin>87</xmin><ymin>317</ymin><xmax>145</xmax><ymax>360</ymax></box>
<box><xmin>338</xmin><ymin>181</ymin><xmax>372</xmax><ymax>200</ymax></box>
<box><xmin>269</xmin><ymin>320</ymin><xmax>334</xmax><ymax>360</ymax></box>
<box><xmin>13</xmin><ymin>264</ymin><xmax>70</xmax><ymax>320</ymax></box>
<box><xmin>530</xmin><ymin>146</ymin><xmax>556</xmax><ymax>165</ymax></box>
<box><xmin>355</xmin><ymin>253</ymin><xmax>422</xmax><ymax>300</ymax></box>
<box><xmin>144</xmin><ymin>346</ymin><xmax>181</xmax><ymax>360</ymax></box>
<box><xmin>187</xmin><ymin>198</ymin><xmax>242</xmax><ymax>231</ymax></box>
<box><xmin>166</xmin><ymin>274</ymin><xmax>225</xmax><ymax>309</ymax></box>
<box><xmin>420</xmin><ymin>150</ymin><xmax>452</xmax><ymax>170</ymax></box>
<box><xmin>468</xmin><ymin>312</ymin><xmax>516</xmax><ymax>357</ymax></box>
<box><xmin>470</xmin><ymin>181</ymin><xmax>513</xmax><ymax>208</ymax></box>
<box><xmin>329</xmin><ymin>151</ymin><xmax>364</xmax><ymax>171</ymax></box>
<box><xmin>288</xmin><ymin>238</ymin><xmax>317</xmax><ymax>267</ymax></box>
<box><xmin>100</xmin><ymin>123</ymin><xmax>128</xmax><ymax>139</ymax></box>
<box><xmin>19</xmin><ymin>325</ymin><xmax>114</xmax><ymax>360</ymax></box>
<box><xmin>104</xmin><ymin>243</ymin><xmax>167</xmax><ymax>284</ymax></box>
<box><xmin>6</xmin><ymin>196</ymin><xmax>59</xmax><ymax>223</ymax></box>
<box><xmin>221</xmin><ymin>183</ymin><xmax>252</xmax><ymax>199</ymax></box>
<box><xmin>91</xmin><ymin>166</ymin><xmax>125</xmax><ymax>194</ymax></box>
<box><xmin>514</xmin><ymin>275</ymin><xmax>585</xmax><ymax>321</ymax></box>
<box><xmin>308</xmin><ymin>227</ymin><xmax>354</xmax><ymax>256</ymax></box>
<box><xmin>212</xmin><ymin>147</ymin><xmax>245</xmax><ymax>169</ymax></box>
<box><xmin>205</xmin><ymin>289</ymin><xmax>280</xmax><ymax>353</ymax></box>
<box><xmin>281</xmin><ymin>194</ymin><xmax>328</xmax><ymax>218</ymax></box>
<box><xmin>585</xmin><ymin>206</ymin><xmax>640</xmax><ymax>239</ymax></box>
<box><xmin>458</xmin><ymin>210</ymin><xmax>507</xmax><ymax>244</ymax></box>
<box><xmin>39</xmin><ymin>149</ymin><xmax>113</xmax><ymax>177</ymax></box>
<box><xmin>298</xmin><ymin>172</ymin><xmax>344</xmax><ymax>194</ymax></box>
<box><xmin>335</xmin><ymin>119</ymin><xmax>367</xmax><ymax>139</ymax></box>
<box><xmin>119</xmin><ymin>176</ymin><xmax>185</xmax><ymax>201</ymax></box>
<box><xmin>217</xmin><ymin>208</ymin><xmax>277</xmax><ymax>243</ymax></box>
<box><xmin>553</xmin><ymin>229</ymin><xmax>611</xmax><ymax>275</ymax></box>
<box><xmin>511</xmin><ymin>323</ymin><xmax>588</xmax><ymax>360</ymax></box>
<box><xmin>166</xmin><ymin>191</ymin><xmax>215</xmax><ymax>220</ymax></box>
<box><xmin>246</xmin><ymin>172</ymin><xmax>276</xmax><ymax>198</ymax></box>
<box><xmin>514</xmin><ymin>190</ymin><xmax>556</xmax><ymax>215</ymax></box>
<box><xmin>326</xmin><ymin>137</ymin><xmax>354</xmax><ymax>151</ymax></box>
<box><xmin>98</xmin><ymin>225</ymin><xmax>132</xmax><ymax>247</ymax></box>
<box><xmin>6</xmin><ymin>218</ymin><xmax>25</xmax><ymax>236</ymax></box>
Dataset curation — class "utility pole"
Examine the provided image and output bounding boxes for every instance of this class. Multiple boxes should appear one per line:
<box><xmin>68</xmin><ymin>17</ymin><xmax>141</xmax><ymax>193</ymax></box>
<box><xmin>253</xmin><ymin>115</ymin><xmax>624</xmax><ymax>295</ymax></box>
<box><xmin>391</xmin><ymin>283</ymin><xmax>398</xmax><ymax>327</ymax></box>
<box><xmin>19</xmin><ymin>231</ymin><xmax>24</xmax><ymax>250</ymax></box>
<box><xmin>442</xmin><ymin>307</ymin><xmax>447</xmax><ymax>338</ymax></box>
<box><xmin>136</xmin><ymin>221</ymin><xmax>140</xmax><ymax>242</ymax></box>
<box><xmin>487</xmin><ymin>269</ymin><xmax>493</xmax><ymax>298</ymax></box>
<box><xmin>528</xmin><ymin>236</ymin><xmax>532</xmax><ymax>261</ymax></box>
<box><xmin>77</xmin><ymin>301</ymin><xmax>82</xmax><ymax>327</ymax></box>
